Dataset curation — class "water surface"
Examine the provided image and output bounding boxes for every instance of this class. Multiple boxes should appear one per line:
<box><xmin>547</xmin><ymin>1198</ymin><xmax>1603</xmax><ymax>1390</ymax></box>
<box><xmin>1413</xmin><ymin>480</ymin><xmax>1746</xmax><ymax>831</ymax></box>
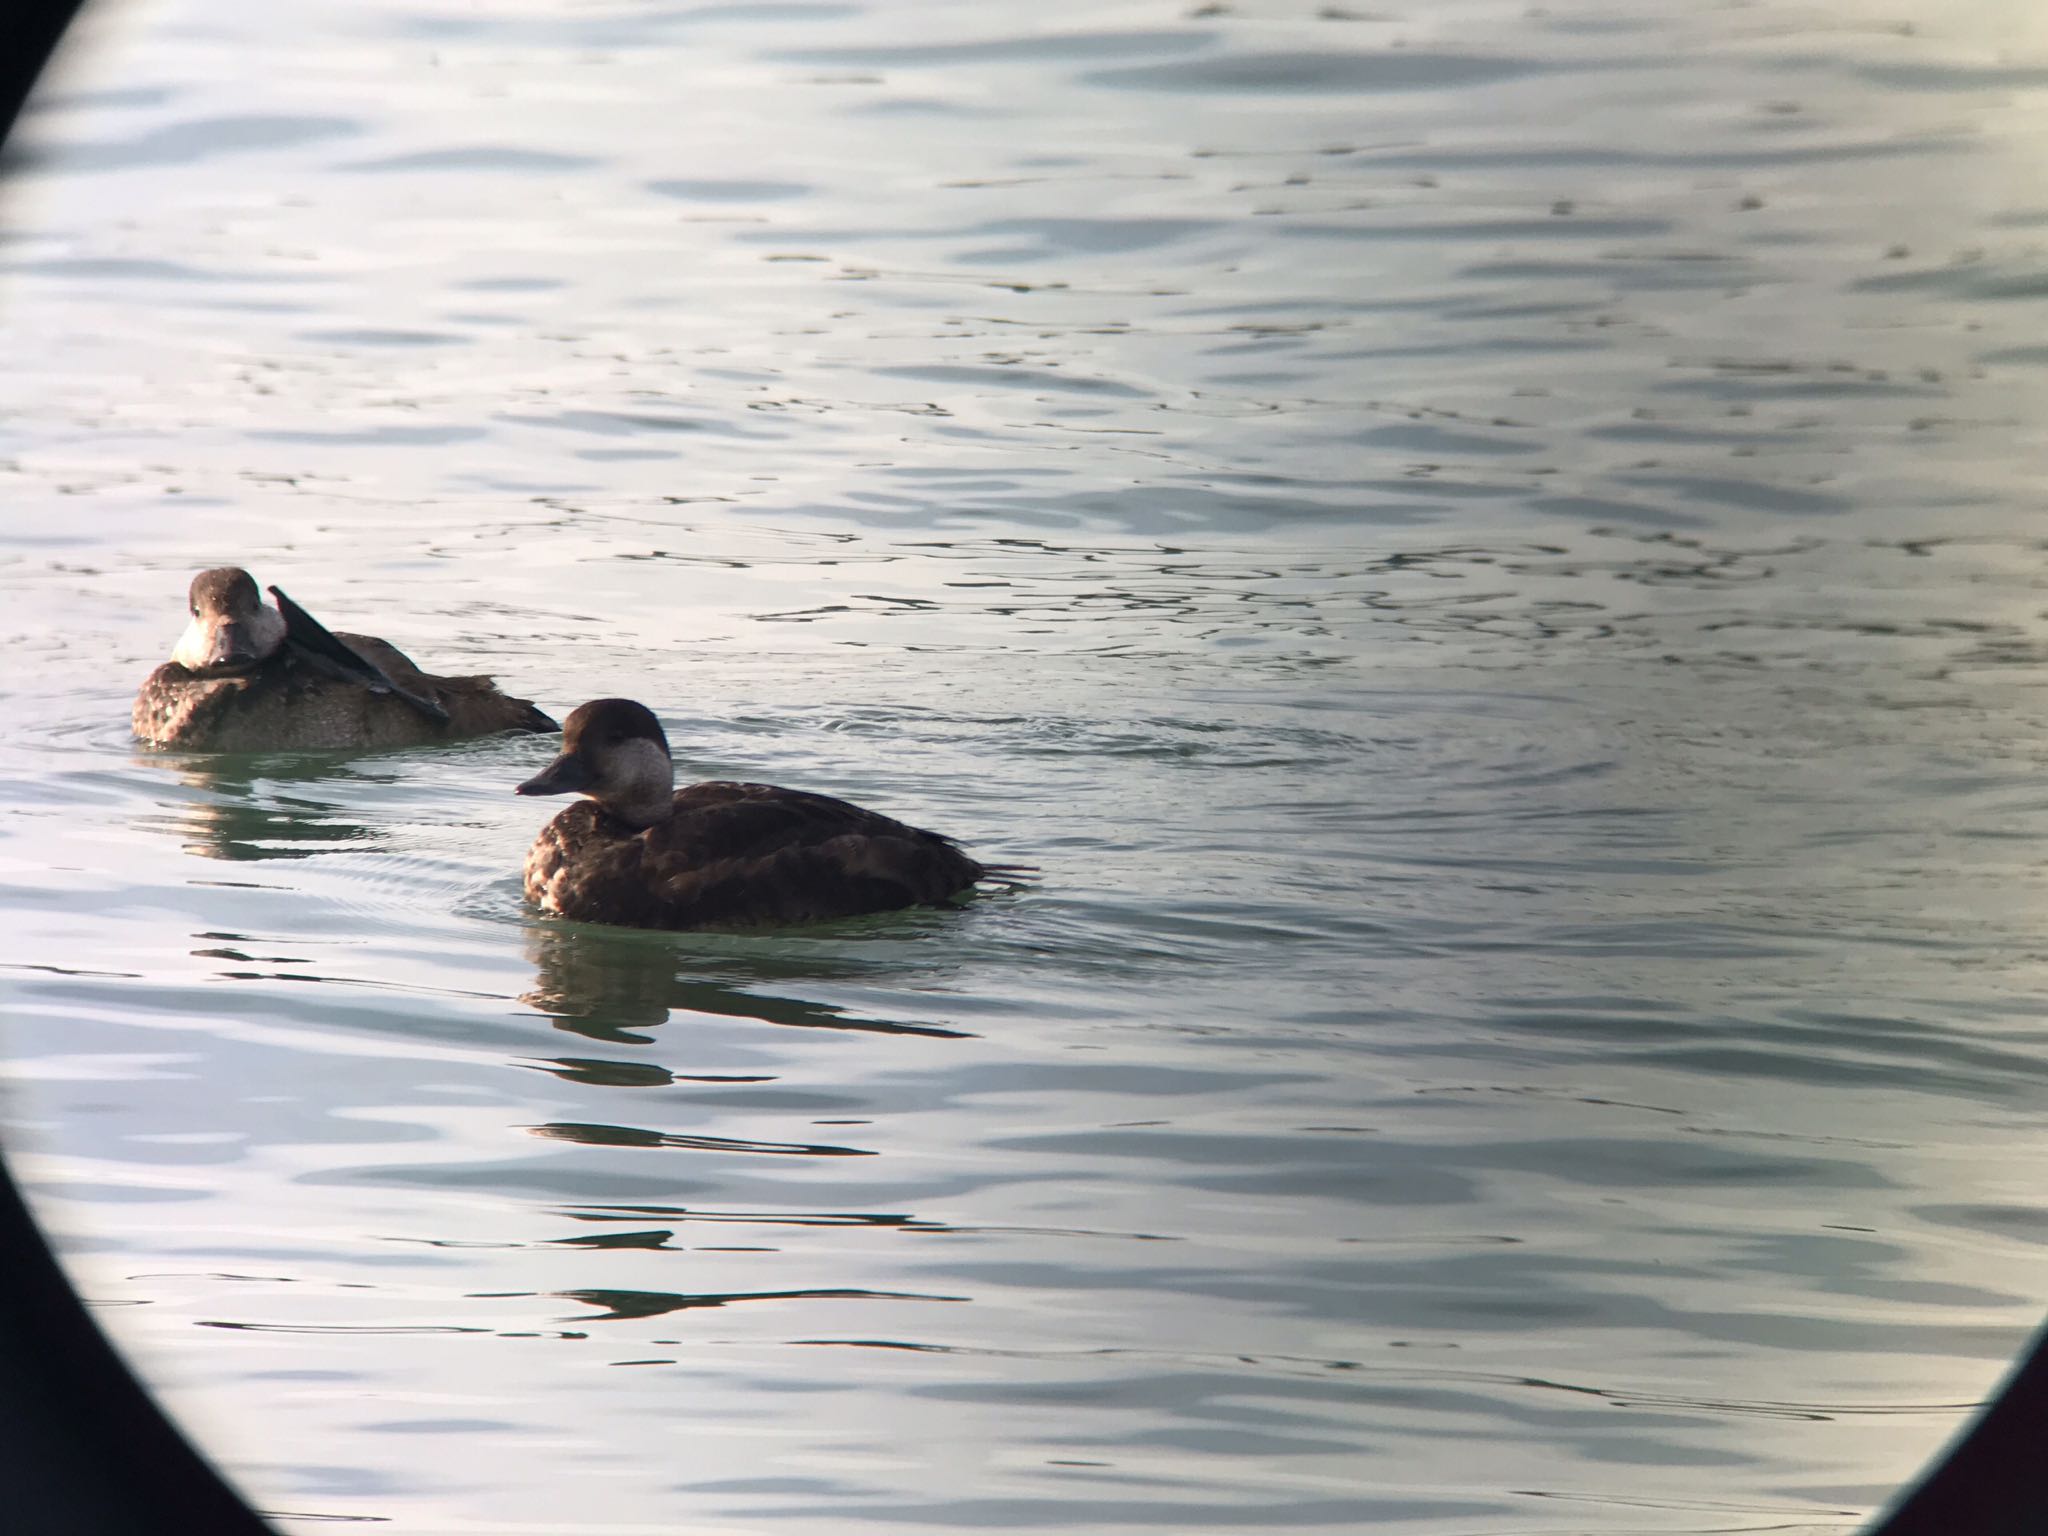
<box><xmin>6</xmin><ymin>0</ymin><xmax>2048</xmax><ymax>1531</ymax></box>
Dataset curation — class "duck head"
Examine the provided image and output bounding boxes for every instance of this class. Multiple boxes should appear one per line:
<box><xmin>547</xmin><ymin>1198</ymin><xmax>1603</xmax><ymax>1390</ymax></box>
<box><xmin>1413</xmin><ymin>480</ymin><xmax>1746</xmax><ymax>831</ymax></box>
<box><xmin>170</xmin><ymin>567</ymin><xmax>289</xmax><ymax>675</ymax></box>
<box><xmin>517</xmin><ymin>698</ymin><xmax>677</xmax><ymax>829</ymax></box>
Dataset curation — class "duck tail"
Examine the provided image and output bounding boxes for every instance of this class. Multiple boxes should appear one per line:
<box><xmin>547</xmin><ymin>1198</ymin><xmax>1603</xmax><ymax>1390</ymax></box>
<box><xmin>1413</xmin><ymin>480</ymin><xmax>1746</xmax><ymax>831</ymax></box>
<box><xmin>435</xmin><ymin>673</ymin><xmax>558</xmax><ymax>734</ymax></box>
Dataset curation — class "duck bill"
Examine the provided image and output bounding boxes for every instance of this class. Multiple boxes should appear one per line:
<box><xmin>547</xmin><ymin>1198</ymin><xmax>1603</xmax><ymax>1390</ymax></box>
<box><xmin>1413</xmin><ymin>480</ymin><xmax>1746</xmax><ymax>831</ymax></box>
<box><xmin>212</xmin><ymin>626</ymin><xmax>260</xmax><ymax>667</ymax></box>
<box><xmin>198</xmin><ymin>620</ymin><xmax>263</xmax><ymax>673</ymax></box>
<box><xmin>516</xmin><ymin>751</ymin><xmax>595</xmax><ymax>797</ymax></box>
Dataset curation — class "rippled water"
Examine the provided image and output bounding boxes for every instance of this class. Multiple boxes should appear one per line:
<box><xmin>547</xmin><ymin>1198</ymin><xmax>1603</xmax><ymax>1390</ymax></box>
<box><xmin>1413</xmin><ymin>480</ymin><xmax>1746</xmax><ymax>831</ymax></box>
<box><xmin>6</xmin><ymin>0</ymin><xmax>2048</xmax><ymax>1530</ymax></box>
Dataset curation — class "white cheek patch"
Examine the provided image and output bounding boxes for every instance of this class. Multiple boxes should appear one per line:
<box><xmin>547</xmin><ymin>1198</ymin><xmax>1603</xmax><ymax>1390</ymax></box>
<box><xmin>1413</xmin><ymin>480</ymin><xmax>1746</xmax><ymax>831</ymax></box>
<box><xmin>611</xmin><ymin>737</ymin><xmax>675</xmax><ymax>796</ymax></box>
<box><xmin>599</xmin><ymin>736</ymin><xmax>677</xmax><ymax>825</ymax></box>
<box><xmin>247</xmin><ymin>605</ymin><xmax>286</xmax><ymax>657</ymax></box>
<box><xmin>170</xmin><ymin>617</ymin><xmax>219</xmax><ymax>670</ymax></box>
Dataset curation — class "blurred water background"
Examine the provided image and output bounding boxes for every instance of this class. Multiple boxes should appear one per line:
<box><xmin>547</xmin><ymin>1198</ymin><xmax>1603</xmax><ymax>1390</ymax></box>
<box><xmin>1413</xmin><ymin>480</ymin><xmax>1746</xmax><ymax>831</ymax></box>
<box><xmin>6</xmin><ymin>0</ymin><xmax>2048</xmax><ymax>1530</ymax></box>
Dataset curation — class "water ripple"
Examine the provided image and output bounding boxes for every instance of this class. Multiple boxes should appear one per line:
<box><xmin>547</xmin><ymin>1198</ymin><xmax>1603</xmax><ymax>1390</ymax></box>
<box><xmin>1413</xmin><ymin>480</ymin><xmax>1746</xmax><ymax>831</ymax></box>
<box><xmin>7</xmin><ymin>1</ymin><xmax>2048</xmax><ymax>1533</ymax></box>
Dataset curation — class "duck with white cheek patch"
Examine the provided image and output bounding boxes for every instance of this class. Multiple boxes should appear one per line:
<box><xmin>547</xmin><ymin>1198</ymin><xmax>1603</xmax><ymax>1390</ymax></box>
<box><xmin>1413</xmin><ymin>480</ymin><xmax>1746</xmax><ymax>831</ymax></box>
<box><xmin>515</xmin><ymin>698</ymin><xmax>1015</xmax><ymax>931</ymax></box>
<box><xmin>133</xmin><ymin>566</ymin><xmax>558</xmax><ymax>752</ymax></box>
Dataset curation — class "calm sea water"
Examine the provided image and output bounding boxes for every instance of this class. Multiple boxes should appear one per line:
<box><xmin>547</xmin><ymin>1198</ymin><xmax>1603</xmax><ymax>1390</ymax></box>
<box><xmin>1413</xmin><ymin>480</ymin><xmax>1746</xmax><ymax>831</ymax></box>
<box><xmin>6</xmin><ymin>0</ymin><xmax>2048</xmax><ymax>1531</ymax></box>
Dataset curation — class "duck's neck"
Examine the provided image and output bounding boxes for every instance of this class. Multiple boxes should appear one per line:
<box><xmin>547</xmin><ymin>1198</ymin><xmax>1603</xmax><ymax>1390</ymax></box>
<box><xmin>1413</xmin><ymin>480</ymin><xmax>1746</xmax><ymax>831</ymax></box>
<box><xmin>602</xmin><ymin>789</ymin><xmax>675</xmax><ymax>831</ymax></box>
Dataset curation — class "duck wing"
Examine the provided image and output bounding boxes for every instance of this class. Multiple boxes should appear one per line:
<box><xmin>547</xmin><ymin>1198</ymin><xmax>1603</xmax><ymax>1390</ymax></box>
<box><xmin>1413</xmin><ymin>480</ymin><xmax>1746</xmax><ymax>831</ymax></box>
<box><xmin>648</xmin><ymin>782</ymin><xmax>984</xmax><ymax>926</ymax></box>
<box><xmin>670</xmin><ymin>781</ymin><xmax>957</xmax><ymax>851</ymax></box>
<box><xmin>270</xmin><ymin>585</ymin><xmax>450</xmax><ymax>722</ymax></box>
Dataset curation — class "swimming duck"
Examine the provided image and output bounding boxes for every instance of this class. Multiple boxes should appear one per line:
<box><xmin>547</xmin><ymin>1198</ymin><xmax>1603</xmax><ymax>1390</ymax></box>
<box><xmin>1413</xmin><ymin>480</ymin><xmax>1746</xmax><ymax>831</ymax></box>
<box><xmin>133</xmin><ymin>566</ymin><xmax>558</xmax><ymax>751</ymax></box>
<box><xmin>516</xmin><ymin>697</ymin><xmax>992</xmax><ymax>930</ymax></box>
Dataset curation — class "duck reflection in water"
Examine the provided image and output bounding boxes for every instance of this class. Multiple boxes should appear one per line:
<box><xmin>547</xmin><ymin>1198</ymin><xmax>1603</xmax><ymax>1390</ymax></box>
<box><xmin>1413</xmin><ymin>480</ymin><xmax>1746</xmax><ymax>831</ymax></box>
<box><xmin>515</xmin><ymin>698</ymin><xmax>1020</xmax><ymax>932</ymax></box>
<box><xmin>521</xmin><ymin>920</ymin><xmax>970</xmax><ymax>1045</ymax></box>
<box><xmin>154</xmin><ymin>759</ymin><xmax>386</xmax><ymax>863</ymax></box>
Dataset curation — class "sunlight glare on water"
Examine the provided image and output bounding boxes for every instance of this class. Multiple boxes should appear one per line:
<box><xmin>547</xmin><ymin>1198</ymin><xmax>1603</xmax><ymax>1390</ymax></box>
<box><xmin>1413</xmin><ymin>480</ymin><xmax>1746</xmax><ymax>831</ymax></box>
<box><xmin>6</xmin><ymin>0</ymin><xmax>2048</xmax><ymax>1531</ymax></box>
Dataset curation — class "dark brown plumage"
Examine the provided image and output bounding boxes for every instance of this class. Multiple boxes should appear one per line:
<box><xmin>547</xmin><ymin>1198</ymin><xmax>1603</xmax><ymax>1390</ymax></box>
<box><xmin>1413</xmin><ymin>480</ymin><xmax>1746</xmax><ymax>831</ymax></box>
<box><xmin>133</xmin><ymin>567</ymin><xmax>557</xmax><ymax>751</ymax></box>
<box><xmin>517</xmin><ymin>698</ymin><xmax>988</xmax><ymax>931</ymax></box>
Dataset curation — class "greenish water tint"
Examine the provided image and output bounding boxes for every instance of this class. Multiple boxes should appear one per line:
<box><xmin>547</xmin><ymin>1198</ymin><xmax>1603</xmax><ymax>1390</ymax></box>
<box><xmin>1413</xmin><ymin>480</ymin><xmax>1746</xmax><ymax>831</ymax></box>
<box><xmin>6</xmin><ymin>0</ymin><xmax>2048</xmax><ymax>1530</ymax></box>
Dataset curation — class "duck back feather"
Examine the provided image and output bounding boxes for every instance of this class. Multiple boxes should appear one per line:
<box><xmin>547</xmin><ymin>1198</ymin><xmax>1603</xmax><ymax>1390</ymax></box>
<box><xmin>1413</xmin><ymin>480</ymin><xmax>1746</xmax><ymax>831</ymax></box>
<box><xmin>134</xmin><ymin>632</ymin><xmax>556</xmax><ymax>752</ymax></box>
<box><xmin>524</xmin><ymin>781</ymin><xmax>986</xmax><ymax>930</ymax></box>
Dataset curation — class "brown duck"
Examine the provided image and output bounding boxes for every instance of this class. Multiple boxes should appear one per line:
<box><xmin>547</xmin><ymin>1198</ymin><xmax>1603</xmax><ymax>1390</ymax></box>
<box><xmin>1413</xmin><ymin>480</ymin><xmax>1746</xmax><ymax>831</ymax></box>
<box><xmin>133</xmin><ymin>566</ymin><xmax>558</xmax><ymax>751</ymax></box>
<box><xmin>516</xmin><ymin>698</ymin><xmax>999</xmax><ymax>930</ymax></box>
